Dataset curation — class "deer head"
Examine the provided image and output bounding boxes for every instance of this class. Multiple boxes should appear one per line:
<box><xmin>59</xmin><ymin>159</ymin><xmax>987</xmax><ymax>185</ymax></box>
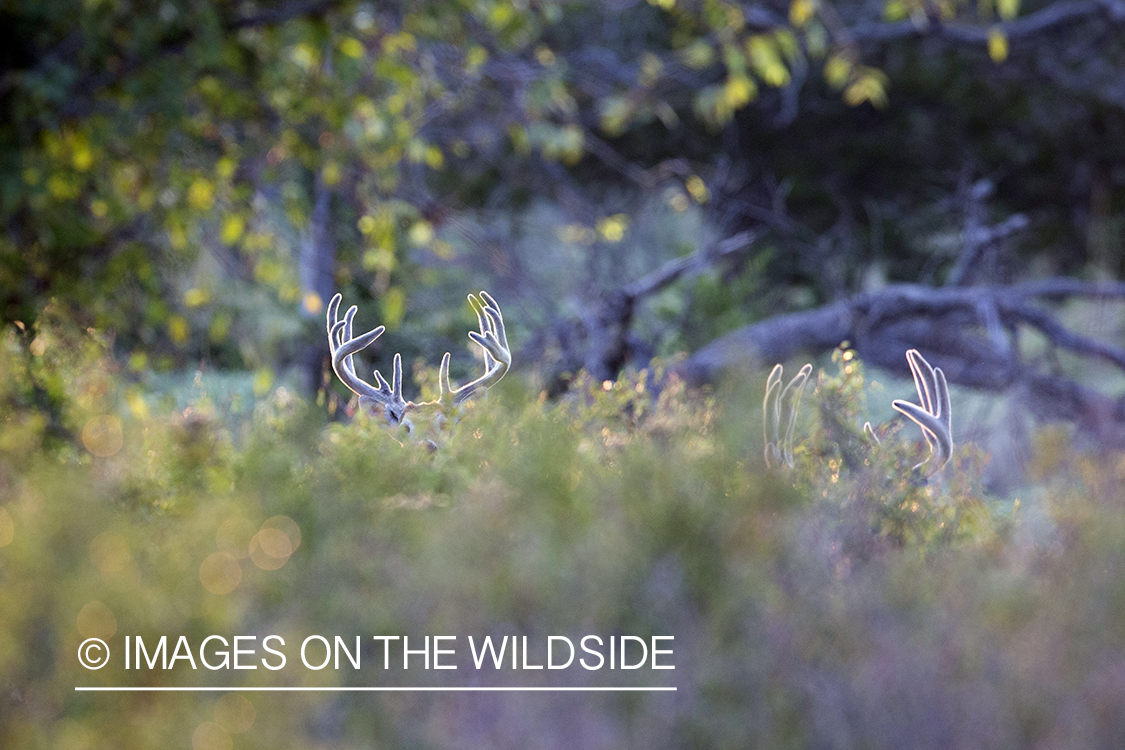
<box><xmin>326</xmin><ymin>291</ymin><xmax>511</xmax><ymax>433</ymax></box>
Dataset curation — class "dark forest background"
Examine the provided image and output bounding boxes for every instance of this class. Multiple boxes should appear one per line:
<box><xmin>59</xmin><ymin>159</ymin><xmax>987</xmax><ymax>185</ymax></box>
<box><xmin>6</xmin><ymin>0</ymin><xmax>1125</xmax><ymax>418</ymax></box>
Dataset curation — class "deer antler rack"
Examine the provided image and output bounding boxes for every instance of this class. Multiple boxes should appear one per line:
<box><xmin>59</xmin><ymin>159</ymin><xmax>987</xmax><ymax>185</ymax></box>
<box><xmin>891</xmin><ymin>349</ymin><xmax>953</xmax><ymax>478</ymax></box>
<box><xmin>326</xmin><ymin>291</ymin><xmax>511</xmax><ymax>431</ymax></box>
<box><xmin>763</xmin><ymin>362</ymin><xmax>813</xmax><ymax>469</ymax></box>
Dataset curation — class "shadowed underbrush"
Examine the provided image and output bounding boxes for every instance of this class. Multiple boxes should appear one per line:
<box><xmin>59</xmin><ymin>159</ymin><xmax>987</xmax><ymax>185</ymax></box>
<box><xmin>2</xmin><ymin>324</ymin><xmax>1125</xmax><ymax>749</ymax></box>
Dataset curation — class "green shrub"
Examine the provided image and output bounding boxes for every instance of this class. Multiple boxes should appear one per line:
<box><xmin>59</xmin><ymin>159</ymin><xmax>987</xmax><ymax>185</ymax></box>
<box><xmin>4</xmin><ymin>325</ymin><xmax>1125</xmax><ymax>748</ymax></box>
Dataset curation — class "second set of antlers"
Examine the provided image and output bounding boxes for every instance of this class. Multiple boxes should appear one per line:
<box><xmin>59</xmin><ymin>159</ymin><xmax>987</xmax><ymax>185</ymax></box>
<box><xmin>326</xmin><ymin>291</ymin><xmax>511</xmax><ymax>430</ymax></box>
<box><xmin>765</xmin><ymin>349</ymin><xmax>954</xmax><ymax>479</ymax></box>
<box><xmin>327</xmin><ymin>292</ymin><xmax>951</xmax><ymax>475</ymax></box>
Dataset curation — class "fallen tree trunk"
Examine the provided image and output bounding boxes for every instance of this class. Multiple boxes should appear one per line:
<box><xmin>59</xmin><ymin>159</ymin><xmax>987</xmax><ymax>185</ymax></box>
<box><xmin>680</xmin><ymin>279</ymin><xmax>1125</xmax><ymax>446</ymax></box>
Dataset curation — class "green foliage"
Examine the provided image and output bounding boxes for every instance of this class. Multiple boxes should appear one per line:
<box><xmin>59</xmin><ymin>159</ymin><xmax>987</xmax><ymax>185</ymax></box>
<box><xmin>786</xmin><ymin>345</ymin><xmax>996</xmax><ymax>551</ymax></box>
<box><xmin>6</xmin><ymin>324</ymin><xmax>1125</xmax><ymax>747</ymax></box>
<box><xmin>6</xmin><ymin>0</ymin><xmax>1078</xmax><ymax>377</ymax></box>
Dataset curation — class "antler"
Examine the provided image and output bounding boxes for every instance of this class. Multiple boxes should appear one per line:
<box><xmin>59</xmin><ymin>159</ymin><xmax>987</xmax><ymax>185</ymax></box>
<box><xmin>434</xmin><ymin>291</ymin><xmax>511</xmax><ymax>408</ymax></box>
<box><xmin>326</xmin><ymin>293</ymin><xmax>410</xmax><ymax>426</ymax></box>
<box><xmin>891</xmin><ymin>349</ymin><xmax>953</xmax><ymax>478</ymax></box>
<box><xmin>763</xmin><ymin>362</ymin><xmax>813</xmax><ymax>469</ymax></box>
<box><xmin>326</xmin><ymin>291</ymin><xmax>511</xmax><ymax>430</ymax></box>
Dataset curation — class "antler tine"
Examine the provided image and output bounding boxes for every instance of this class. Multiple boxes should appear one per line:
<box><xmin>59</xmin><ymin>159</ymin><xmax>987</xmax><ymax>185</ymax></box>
<box><xmin>892</xmin><ymin>350</ymin><xmax>953</xmax><ymax>478</ymax></box>
<box><xmin>763</xmin><ymin>364</ymin><xmax>783</xmax><ymax>467</ymax></box>
<box><xmin>449</xmin><ymin>291</ymin><xmax>512</xmax><ymax>406</ymax></box>
<box><xmin>326</xmin><ymin>293</ymin><xmax>409</xmax><ymax>425</ymax></box>
<box><xmin>477</xmin><ymin>291</ymin><xmax>510</xmax><ymax>355</ymax></box>
<box><xmin>905</xmin><ymin>349</ymin><xmax>939</xmax><ymax>455</ymax></box>
<box><xmin>327</xmin><ymin>298</ymin><xmax>384</xmax><ymax>401</ymax></box>
<box><xmin>763</xmin><ymin>363</ymin><xmax>811</xmax><ymax>469</ymax></box>
<box><xmin>780</xmin><ymin>364</ymin><xmax>813</xmax><ymax>468</ymax></box>
<box><xmin>936</xmin><ymin>366</ymin><xmax>952</xmax><ymax>446</ymax></box>
<box><xmin>906</xmin><ymin>349</ymin><xmax>936</xmax><ymax>415</ymax></box>
<box><xmin>436</xmin><ymin>351</ymin><xmax>453</xmax><ymax>401</ymax></box>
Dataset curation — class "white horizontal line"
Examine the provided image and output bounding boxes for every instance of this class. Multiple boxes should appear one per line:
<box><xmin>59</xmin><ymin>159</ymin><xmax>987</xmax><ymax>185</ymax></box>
<box><xmin>75</xmin><ymin>686</ymin><xmax>676</xmax><ymax>692</ymax></box>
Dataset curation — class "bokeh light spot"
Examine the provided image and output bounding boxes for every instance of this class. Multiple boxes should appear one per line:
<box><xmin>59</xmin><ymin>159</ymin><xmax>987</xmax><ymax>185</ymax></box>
<box><xmin>262</xmin><ymin>515</ymin><xmax>301</xmax><ymax>551</ymax></box>
<box><xmin>77</xmin><ymin>601</ymin><xmax>117</xmax><ymax>639</ymax></box>
<box><xmin>214</xmin><ymin>693</ymin><xmax>256</xmax><ymax>733</ymax></box>
<box><xmin>82</xmin><ymin>415</ymin><xmax>123</xmax><ymax>457</ymax></box>
<box><xmin>192</xmin><ymin>722</ymin><xmax>232</xmax><ymax>750</ymax></box>
<box><xmin>249</xmin><ymin>531</ymin><xmax>289</xmax><ymax>570</ymax></box>
<box><xmin>199</xmin><ymin>553</ymin><xmax>242</xmax><ymax>594</ymax></box>
<box><xmin>90</xmin><ymin>531</ymin><xmax>131</xmax><ymax>574</ymax></box>
<box><xmin>256</xmin><ymin>527</ymin><xmax>293</xmax><ymax>559</ymax></box>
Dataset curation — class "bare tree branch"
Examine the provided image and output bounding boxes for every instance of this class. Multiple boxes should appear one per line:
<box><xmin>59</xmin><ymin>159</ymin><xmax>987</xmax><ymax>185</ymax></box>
<box><xmin>681</xmin><ymin>278</ymin><xmax>1125</xmax><ymax>443</ymax></box>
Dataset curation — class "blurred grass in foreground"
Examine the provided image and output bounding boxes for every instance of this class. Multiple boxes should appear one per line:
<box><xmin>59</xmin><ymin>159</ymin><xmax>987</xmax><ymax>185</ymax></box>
<box><xmin>3</xmin><ymin>321</ymin><xmax>1125</xmax><ymax>749</ymax></box>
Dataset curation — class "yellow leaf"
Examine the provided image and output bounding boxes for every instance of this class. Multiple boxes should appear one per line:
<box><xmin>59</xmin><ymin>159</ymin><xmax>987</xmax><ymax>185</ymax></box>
<box><xmin>596</xmin><ymin>214</ymin><xmax>630</xmax><ymax>243</ymax></box>
<box><xmin>747</xmin><ymin>36</ymin><xmax>790</xmax><ymax>88</ymax></box>
<box><xmin>383</xmin><ymin>32</ymin><xmax>416</xmax><ymax>55</ymax></box>
<box><xmin>290</xmin><ymin>43</ymin><xmax>317</xmax><ymax>70</ymax></box>
<box><xmin>72</xmin><ymin>142</ymin><xmax>93</xmax><ymax>172</ymax></box>
<box><xmin>686</xmin><ymin>175</ymin><xmax>711</xmax><ymax>204</ymax></box>
<box><xmin>363</xmin><ymin>247</ymin><xmax>396</xmax><ymax>272</ymax></box>
<box><xmin>464</xmin><ymin>45</ymin><xmax>489</xmax><ymax>74</ymax></box>
<box><xmin>339</xmin><ymin>37</ymin><xmax>365</xmax><ymax>59</ymax></box>
<box><xmin>408</xmin><ymin>220</ymin><xmax>433</xmax><ymax>246</ymax></box>
<box><xmin>726</xmin><ymin>5</ymin><xmax>746</xmax><ymax>31</ymax></box>
<box><xmin>187</xmin><ymin>178</ymin><xmax>214</xmax><ymax>210</ymax></box>
<box><xmin>824</xmin><ymin>54</ymin><xmax>853</xmax><ymax>90</ymax></box>
<box><xmin>639</xmin><ymin>53</ymin><xmax>664</xmax><ymax>87</ymax></box>
<box><xmin>789</xmin><ymin>0</ymin><xmax>815</xmax><ymax>27</ymax></box>
<box><xmin>988</xmin><ymin>28</ymin><xmax>1008</xmax><ymax>62</ymax></box>
<box><xmin>600</xmin><ymin>96</ymin><xmax>633</xmax><ymax>136</ymax></box>
<box><xmin>252</xmin><ymin>368</ymin><xmax>273</xmax><ymax>397</ymax></box>
<box><xmin>843</xmin><ymin>73</ymin><xmax>888</xmax><ymax>108</ymax></box>
<box><xmin>424</xmin><ymin>146</ymin><xmax>444</xmax><ymax>169</ymax></box>
<box><xmin>508</xmin><ymin>124</ymin><xmax>530</xmax><ymax>155</ymax></box>
<box><xmin>209</xmin><ymin>314</ymin><xmax>230</xmax><ymax>342</ymax></box>
<box><xmin>127</xmin><ymin>389</ymin><xmax>149</xmax><ymax>419</ymax></box>
<box><xmin>221</xmin><ymin>214</ymin><xmax>245</xmax><ymax>245</ymax></box>
<box><xmin>774</xmin><ymin>30</ymin><xmax>799</xmax><ymax>63</ymax></box>
<box><xmin>168</xmin><ymin>315</ymin><xmax>190</xmax><ymax>345</ymax></box>
<box><xmin>303</xmin><ymin>292</ymin><xmax>323</xmax><ymax>315</ymax></box>
<box><xmin>183</xmin><ymin>288</ymin><xmax>210</xmax><ymax>308</ymax></box>
<box><xmin>216</xmin><ymin>157</ymin><xmax>237</xmax><ymax>179</ymax></box>
<box><xmin>381</xmin><ymin>287</ymin><xmax>406</xmax><ymax>329</ymax></box>
<box><xmin>321</xmin><ymin>161</ymin><xmax>341</xmax><ymax>186</ymax></box>
<box><xmin>882</xmin><ymin>0</ymin><xmax>907</xmax><ymax>20</ymax></box>
<box><xmin>680</xmin><ymin>40</ymin><xmax>716</xmax><ymax>70</ymax></box>
<box><xmin>723</xmin><ymin>74</ymin><xmax>757</xmax><ymax>108</ymax></box>
<box><xmin>996</xmin><ymin>0</ymin><xmax>1019</xmax><ymax>20</ymax></box>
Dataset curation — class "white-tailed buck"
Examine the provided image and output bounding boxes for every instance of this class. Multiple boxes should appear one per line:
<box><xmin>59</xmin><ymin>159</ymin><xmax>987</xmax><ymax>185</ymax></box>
<box><xmin>326</xmin><ymin>291</ymin><xmax>511</xmax><ymax>433</ymax></box>
<box><xmin>765</xmin><ymin>349</ymin><xmax>953</xmax><ymax>479</ymax></box>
